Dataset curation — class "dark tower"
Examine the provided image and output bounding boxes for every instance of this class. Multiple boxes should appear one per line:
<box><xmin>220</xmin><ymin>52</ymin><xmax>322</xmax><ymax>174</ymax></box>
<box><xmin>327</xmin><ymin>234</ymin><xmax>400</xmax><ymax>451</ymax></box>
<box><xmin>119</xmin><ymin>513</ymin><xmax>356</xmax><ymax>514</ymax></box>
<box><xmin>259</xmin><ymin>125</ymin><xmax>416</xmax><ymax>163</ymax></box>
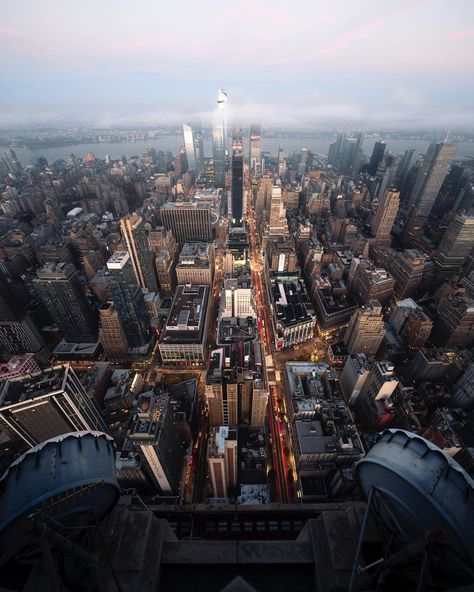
<box><xmin>231</xmin><ymin>134</ymin><xmax>244</xmax><ymax>226</ymax></box>
<box><xmin>368</xmin><ymin>141</ymin><xmax>386</xmax><ymax>176</ymax></box>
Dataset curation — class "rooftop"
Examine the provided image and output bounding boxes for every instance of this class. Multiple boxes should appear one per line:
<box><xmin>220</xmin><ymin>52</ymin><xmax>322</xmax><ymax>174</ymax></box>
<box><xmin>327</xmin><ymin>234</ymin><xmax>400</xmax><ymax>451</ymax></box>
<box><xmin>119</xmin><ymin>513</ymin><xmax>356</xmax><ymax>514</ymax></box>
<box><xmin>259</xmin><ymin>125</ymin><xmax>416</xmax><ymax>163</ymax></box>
<box><xmin>107</xmin><ymin>250</ymin><xmax>131</xmax><ymax>270</ymax></box>
<box><xmin>271</xmin><ymin>279</ymin><xmax>314</xmax><ymax>328</ymax></box>
<box><xmin>161</xmin><ymin>201</ymin><xmax>212</xmax><ymax>210</ymax></box>
<box><xmin>0</xmin><ymin>366</ymin><xmax>68</xmax><ymax>408</ymax></box>
<box><xmin>177</xmin><ymin>242</ymin><xmax>213</xmax><ymax>267</ymax></box>
<box><xmin>218</xmin><ymin>317</ymin><xmax>258</xmax><ymax>344</ymax></box>
<box><xmin>208</xmin><ymin>426</ymin><xmax>237</xmax><ymax>457</ymax></box>
<box><xmin>160</xmin><ymin>285</ymin><xmax>209</xmax><ymax>344</ymax></box>
<box><xmin>52</xmin><ymin>340</ymin><xmax>101</xmax><ymax>359</ymax></box>
<box><xmin>129</xmin><ymin>392</ymin><xmax>169</xmax><ymax>441</ymax></box>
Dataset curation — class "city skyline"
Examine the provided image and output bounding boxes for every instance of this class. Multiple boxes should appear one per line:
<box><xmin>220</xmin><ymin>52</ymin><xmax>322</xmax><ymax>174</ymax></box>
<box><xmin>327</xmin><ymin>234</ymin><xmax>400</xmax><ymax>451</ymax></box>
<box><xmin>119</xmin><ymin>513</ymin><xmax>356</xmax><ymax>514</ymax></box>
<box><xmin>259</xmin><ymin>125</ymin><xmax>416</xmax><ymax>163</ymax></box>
<box><xmin>1</xmin><ymin>4</ymin><xmax>474</xmax><ymax>590</ymax></box>
<box><xmin>1</xmin><ymin>1</ymin><xmax>474</xmax><ymax>128</ymax></box>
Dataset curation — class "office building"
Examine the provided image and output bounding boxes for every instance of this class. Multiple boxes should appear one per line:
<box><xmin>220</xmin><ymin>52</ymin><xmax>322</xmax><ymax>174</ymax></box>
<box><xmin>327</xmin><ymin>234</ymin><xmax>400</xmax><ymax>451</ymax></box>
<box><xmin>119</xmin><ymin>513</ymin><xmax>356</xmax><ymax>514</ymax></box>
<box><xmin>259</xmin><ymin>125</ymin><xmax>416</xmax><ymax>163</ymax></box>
<box><xmin>406</xmin><ymin>349</ymin><xmax>460</xmax><ymax>384</ymax></box>
<box><xmin>34</xmin><ymin>262</ymin><xmax>97</xmax><ymax>343</ymax></box>
<box><xmin>389</xmin><ymin>249</ymin><xmax>430</xmax><ymax>298</ymax></box>
<box><xmin>3</xmin><ymin>148</ymin><xmax>22</xmax><ymax>173</ymax></box>
<box><xmin>0</xmin><ymin>365</ymin><xmax>107</xmax><ymax>448</ymax></box>
<box><xmin>0</xmin><ymin>354</ymin><xmax>40</xmax><ymax>384</ymax></box>
<box><xmin>396</xmin><ymin>148</ymin><xmax>419</xmax><ymax>191</ymax></box>
<box><xmin>193</xmin><ymin>123</ymin><xmax>204</xmax><ymax>172</ymax></box>
<box><xmin>452</xmin><ymin>367</ymin><xmax>474</xmax><ymax>411</ymax></box>
<box><xmin>371</xmin><ymin>189</ymin><xmax>400</xmax><ymax>245</ymax></box>
<box><xmin>340</xmin><ymin>354</ymin><xmax>371</xmax><ymax>404</ymax></box>
<box><xmin>250</xmin><ymin>377</ymin><xmax>268</xmax><ymax>427</ymax></box>
<box><xmin>159</xmin><ymin>284</ymin><xmax>211</xmax><ymax>365</ymax></box>
<box><xmin>350</xmin><ymin>260</ymin><xmax>395</xmax><ymax>306</ymax></box>
<box><xmin>220</xmin><ymin>277</ymin><xmax>256</xmax><ymax>319</ymax></box>
<box><xmin>389</xmin><ymin>298</ymin><xmax>433</xmax><ymax>348</ymax></box>
<box><xmin>98</xmin><ymin>302</ymin><xmax>129</xmax><ymax>362</ymax></box>
<box><xmin>344</xmin><ymin>300</ymin><xmax>385</xmax><ymax>357</ymax></box>
<box><xmin>0</xmin><ymin>315</ymin><xmax>46</xmax><ymax>355</ymax></box>
<box><xmin>161</xmin><ymin>202</ymin><xmax>213</xmax><ymax>245</ymax></box>
<box><xmin>270</xmin><ymin>276</ymin><xmax>316</xmax><ymax>350</ymax></box>
<box><xmin>176</xmin><ymin>242</ymin><xmax>214</xmax><ymax>286</ymax></box>
<box><xmin>435</xmin><ymin>215</ymin><xmax>474</xmax><ymax>280</ymax></box>
<box><xmin>255</xmin><ymin>175</ymin><xmax>273</xmax><ymax>221</ymax></box>
<box><xmin>150</xmin><ymin>227</ymin><xmax>178</xmax><ymax>294</ymax></box>
<box><xmin>353</xmin><ymin>361</ymin><xmax>399</xmax><ymax>432</ymax></box>
<box><xmin>284</xmin><ymin>362</ymin><xmax>364</xmax><ymax>495</ymax></box>
<box><xmin>0</xmin><ymin>270</ymin><xmax>45</xmax><ymax>354</ymax></box>
<box><xmin>268</xmin><ymin>185</ymin><xmax>288</xmax><ymax>235</ymax></box>
<box><xmin>249</xmin><ymin>123</ymin><xmax>262</xmax><ymax>178</ymax></box>
<box><xmin>182</xmin><ymin>123</ymin><xmax>196</xmax><ymax>172</ymax></box>
<box><xmin>208</xmin><ymin>426</ymin><xmax>238</xmax><ymax>498</ymax></box>
<box><xmin>206</xmin><ymin>348</ymin><xmax>239</xmax><ymax>427</ymax></box>
<box><xmin>206</xmin><ymin>344</ymin><xmax>266</xmax><ymax>427</ymax></box>
<box><xmin>129</xmin><ymin>392</ymin><xmax>185</xmax><ymax>495</ymax></box>
<box><xmin>106</xmin><ymin>251</ymin><xmax>149</xmax><ymax>348</ymax></box>
<box><xmin>432</xmin><ymin>290</ymin><xmax>474</xmax><ymax>348</ymax></box>
<box><xmin>231</xmin><ymin>136</ymin><xmax>244</xmax><ymax>225</ymax></box>
<box><xmin>267</xmin><ymin>236</ymin><xmax>298</xmax><ymax>273</ymax></box>
<box><xmin>313</xmin><ymin>283</ymin><xmax>359</xmax><ymax>343</ymax></box>
<box><xmin>120</xmin><ymin>213</ymin><xmax>158</xmax><ymax>292</ymax></box>
<box><xmin>368</xmin><ymin>141</ymin><xmax>386</xmax><ymax>176</ymax></box>
<box><xmin>340</xmin><ymin>132</ymin><xmax>364</xmax><ymax>175</ymax></box>
<box><xmin>409</xmin><ymin>141</ymin><xmax>456</xmax><ymax>217</ymax></box>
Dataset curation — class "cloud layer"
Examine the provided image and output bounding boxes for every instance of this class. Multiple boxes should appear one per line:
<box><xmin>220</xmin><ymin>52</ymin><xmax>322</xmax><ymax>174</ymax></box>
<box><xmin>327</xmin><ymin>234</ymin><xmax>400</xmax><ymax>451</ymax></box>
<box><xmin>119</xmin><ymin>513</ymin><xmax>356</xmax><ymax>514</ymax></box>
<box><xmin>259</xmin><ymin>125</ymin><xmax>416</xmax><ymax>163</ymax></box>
<box><xmin>1</xmin><ymin>0</ymin><xmax>474</xmax><ymax>128</ymax></box>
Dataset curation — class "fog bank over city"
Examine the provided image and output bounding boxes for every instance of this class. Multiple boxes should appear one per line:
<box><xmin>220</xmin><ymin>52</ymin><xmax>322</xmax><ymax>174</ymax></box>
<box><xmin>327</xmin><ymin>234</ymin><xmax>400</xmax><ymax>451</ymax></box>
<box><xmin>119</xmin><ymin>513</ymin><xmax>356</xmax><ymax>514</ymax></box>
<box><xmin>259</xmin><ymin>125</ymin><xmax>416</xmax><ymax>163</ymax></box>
<box><xmin>1</xmin><ymin>97</ymin><xmax>474</xmax><ymax>131</ymax></box>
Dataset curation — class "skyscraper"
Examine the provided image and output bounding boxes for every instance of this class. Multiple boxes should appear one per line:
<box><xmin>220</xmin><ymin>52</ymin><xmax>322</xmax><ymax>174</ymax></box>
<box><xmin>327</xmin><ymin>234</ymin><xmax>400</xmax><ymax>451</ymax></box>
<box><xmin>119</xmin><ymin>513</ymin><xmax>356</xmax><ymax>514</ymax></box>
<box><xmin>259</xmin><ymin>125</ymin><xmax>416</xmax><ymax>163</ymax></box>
<box><xmin>34</xmin><ymin>262</ymin><xmax>97</xmax><ymax>343</ymax></box>
<box><xmin>277</xmin><ymin>145</ymin><xmax>285</xmax><ymax>178</ymax></box>
<box><xmin>368</xmin><ymin>141</ymin><xmax>386</xmax><ymax>176</ymax></box>
<box><xmin>106</xmin><ymin>251</ymin><xmax>149</xmax><ymax>348</ymax></box>
<box><xmin>249</xmin><ymin>123</ymin><xmax>262</xmax><ymax>178</ymax></box>
<box><xmin>149</xmin><ymin>227</ymin><xmax>178</xmax><ymax>293</ymax></box>
<box><xmin>3</xmin><ymin>148</ymin><xmax>22</xmax><ymax>173</ymax></box>
<box><xmin>0</xmin><ymin>270</ymin><xmax>45</xmax><ymax>354</ymax></box>
<box><xmin>160</xmin><ymin>202</ymin><xmax>213</xmax><ymax>245</ymax></box>
<box><xmin>250</xmin><ymin>377</ymin><xmax>268</xmax><ymax>426</ymax></box>
<box><xmin>129</xmin><ymin>392</ymin><xmax>185</xmax><ymax>495</ymax></box>
<box><xmin>182</xmin><ymin>123</ymin><xmax>196</xmax><ymax>172</ymax></box>
<box><xmin>389</xmin><ymin>298</ymin><xmax>433</xmax><ymax>348</ymax></box>
<box><xmin>339</xmin><ymin>132</ymin><xmax>363</xmax><ymax>175</ymax></box>
<box><xmin>371</xmin><ymin>189</ymin><xmax>400</xmax><ymax>245</ymax></box>
<box><xmin>353</xmin><ymin>361</ymin><xmax>399</xmax><ymax>431</ymax></box>
<box><xmin>212</xmin><ymin>89</ymin><xmax>228</xmax><ymax>187</ymax></box>
<box><xmin>344</xmin><ymin>300</ymin><xmax>385</xmax><ymax>357</ymax></box>
<box><xmin>231</xmin><ymin>133</ymin><xmax>244</xmax><ymax>225</ymax></box>
<box><xmin>207</xmin><ymin>426</ymin><xmax>238</xmax><ymax>498</ymax></box>
<box><xmin>396</xmin><ymin>148</ymin><xmax>419</xmax><ymax>191</ymax></box>
<box><xmin>390</xmin><ymin>249</ymin><xmax>430</xmax><ymax>298</ymax></box>
<box><xmin>0</xmin><ymin>365</ymin><xmax>107</xmax><ymax>448</ymax></box>
<box><xmin>435</xmin><ymin>214</ymin><xmax>474</xmax><ymax>280</ymax></box>
<box><xmin>120</xmin><ymin>212</ymin><xmax>158</xmax><ymax>293</ymax></box>
<box><xmin>268</xmin><ymin>185</ymin><xmax>288</xmax><ymax>235</ymax></box>
<box><xmin>255</xmin><ymin>175</ymin><xmax>273</xmax><ymax>221</ymax></box>
<box><xmin>98</xmin><ymin>301</ymin><xmax>129</xmax><ymax>362</ymax></box>
<box><xmin>409</xmin><ymin>141</ymin><xmax>456</xmax><ymax>217</ymax></box>
<box><xmin>193</xmin><ymin>122</ymin><xmax>204</xmax><ymax>172</ymax></box>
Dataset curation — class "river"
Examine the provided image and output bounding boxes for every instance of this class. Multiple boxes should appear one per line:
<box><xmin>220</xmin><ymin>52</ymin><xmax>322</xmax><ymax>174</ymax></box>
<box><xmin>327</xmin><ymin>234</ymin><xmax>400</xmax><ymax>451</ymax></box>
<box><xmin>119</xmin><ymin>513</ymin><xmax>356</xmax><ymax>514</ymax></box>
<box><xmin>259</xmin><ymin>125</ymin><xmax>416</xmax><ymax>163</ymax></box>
<box><xmin>2</xmin><ymin>135</ymin><xmax>474</xmax><ymax>167</ymax></box>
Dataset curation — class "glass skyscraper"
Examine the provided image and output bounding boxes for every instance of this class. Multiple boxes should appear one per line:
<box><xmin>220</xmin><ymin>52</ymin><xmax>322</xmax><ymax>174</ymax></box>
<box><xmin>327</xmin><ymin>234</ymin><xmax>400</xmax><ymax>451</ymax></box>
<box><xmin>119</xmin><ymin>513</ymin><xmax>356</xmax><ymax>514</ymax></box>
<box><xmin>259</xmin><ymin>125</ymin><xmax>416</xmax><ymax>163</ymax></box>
<box><xmin>182</xmin><ymin>123</ymin><xmax>196</xmax><ymax>172</ymax></box>
<box><xmin>409</xmin><ymin>141</ymin><xmax>456</xmax><ymax>216</ymax></box>
<box><xmin>249</xmin><ymin>123</ymin><xmax>262</xmax><ymax>178</ymax></box>
<box><xmin>212</xmin><ymin>89</ymin><xmax>228</xmax><ymax>188</ymax></box>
